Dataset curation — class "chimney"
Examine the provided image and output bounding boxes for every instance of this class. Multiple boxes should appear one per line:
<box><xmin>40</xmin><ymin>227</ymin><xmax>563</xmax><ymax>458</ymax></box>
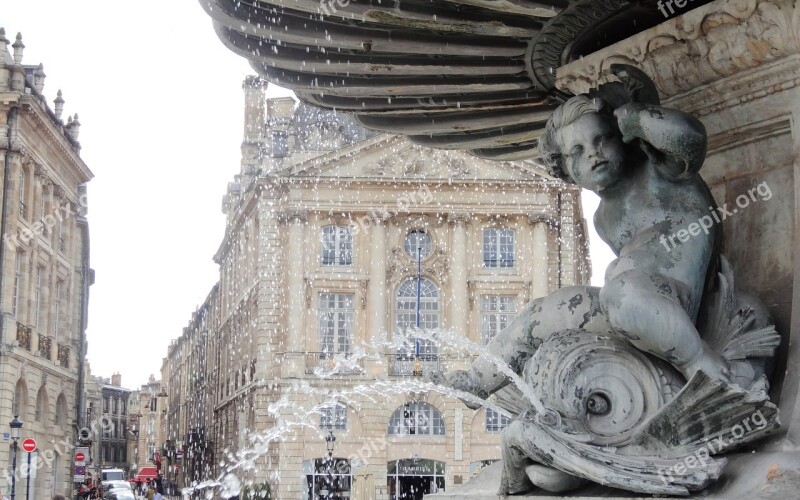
<box><xmin>111</xmin><ymin>373</ymin><xmax>121</xmax><ymax>387</ymax></box>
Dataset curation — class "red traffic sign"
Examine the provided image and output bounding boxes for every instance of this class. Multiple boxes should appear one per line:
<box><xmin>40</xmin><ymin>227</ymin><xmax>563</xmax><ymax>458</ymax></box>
<box><xmin>22</xmin><ymin>438</ymin><xmax>36</xmax><ymax>452</ymax></box>
<box><xmin>75</xmin><ymin>452</ymin><xmax>85</xmax><ymax>462</ymax></box>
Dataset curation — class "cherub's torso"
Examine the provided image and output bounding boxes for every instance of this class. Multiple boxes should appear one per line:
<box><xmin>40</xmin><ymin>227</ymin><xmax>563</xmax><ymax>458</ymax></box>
<box><xmin>594</xmin><ymin>157</ymin><xmax>716</xmax><ymax>262</ymax></box>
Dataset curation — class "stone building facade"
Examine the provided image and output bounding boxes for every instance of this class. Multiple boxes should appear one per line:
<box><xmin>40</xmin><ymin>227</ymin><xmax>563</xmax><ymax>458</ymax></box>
<box><xmin>127</xmin><ymin>375</ymin><xmax>166</xmax><ymax>480</ymax></box>
<box><xmin>161</xmin><ymin>77</ymin><xmax>590</xmax><ymax>499</ymax></box>
<box><xmin>0</xmin><ymin>28</ymin><xmax>93</xmax><ymax>498</ymax></box>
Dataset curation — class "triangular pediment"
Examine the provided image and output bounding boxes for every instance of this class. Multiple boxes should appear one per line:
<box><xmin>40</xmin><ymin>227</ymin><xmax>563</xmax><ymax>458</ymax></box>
<box><xmin>280</xmin><ymin>134</ymin><xmax>553</xmax><ymax>183</ymax></box>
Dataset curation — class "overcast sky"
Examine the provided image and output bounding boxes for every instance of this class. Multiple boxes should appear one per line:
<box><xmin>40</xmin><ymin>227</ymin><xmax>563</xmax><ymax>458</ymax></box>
<box><xmin>2</xmin><ymin>1</ymin><xmax>613</xmax><ymax>389</ymax></box>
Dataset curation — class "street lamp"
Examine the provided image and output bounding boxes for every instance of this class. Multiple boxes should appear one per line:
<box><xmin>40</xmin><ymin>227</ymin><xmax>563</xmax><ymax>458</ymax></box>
<box><xmin>9</xmin><ymin>416</ymin><xmax>23</xmax><ymax>500</ymax></box>
<box><xmin>324</xmin><ymin>431</ymin><xmax>336</xmax><ymax>499</ymax></box>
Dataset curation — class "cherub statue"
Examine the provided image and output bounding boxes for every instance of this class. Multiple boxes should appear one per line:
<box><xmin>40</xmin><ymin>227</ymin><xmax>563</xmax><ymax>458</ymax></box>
<box><xmin>435</xmin><ymin>66</ymin><xmax>780</xmax><ymax>496</ymax></box>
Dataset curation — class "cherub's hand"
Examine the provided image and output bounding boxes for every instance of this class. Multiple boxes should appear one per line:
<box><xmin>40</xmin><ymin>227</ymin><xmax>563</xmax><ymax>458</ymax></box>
<box><xmin>613</xmin><ymin>102</ymin><xmax>647</xmax><ymax>143</ymax></box>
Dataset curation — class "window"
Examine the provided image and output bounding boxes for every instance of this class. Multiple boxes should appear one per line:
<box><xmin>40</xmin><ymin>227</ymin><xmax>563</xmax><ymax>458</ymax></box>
<box><xmin>149</xmin><ymin>397</ymin><xmax>157</xmax><ymax>412</ymax></box>
<box><xmin>18</xmin><ymin>169</ymin><xmax>26</xmax><ymax>218</ymax></box>
<box><xmin>55</xmin><ymin>395</ymin><xmax>67</xmax><ymax>425</ymax></box>
<box><xmin>57</xmin><ymin>218</ymin><xmax>65</xmax><ymax>252</ymax></box>
<box><xmin>483</xmin><ymin>228</ymin><xmax>515</xmax><ymax>268</ymax></box>
<box><xmin>318</xmin><ymin>293</ymin><xmax>354</xmax><ymax>357</ymax></box>
<box><xmin>480</xmin><ymin>296</ymin><xmax>517</xmax><ymax>345</ymax></box>
<box><xmin>485</xmin><ymin>408</ymin><xmax>511</xmax><ymax>432</ymax></box>
<box><xmin>103</xmin><ymin>396</ymin><xmax>109</xmax><ymax>413</ymax></box>
<box><xmin>34</xmin><ymin>266</ymin><xmax>43</xmax><ymax>330</ymax></box>
<box><xmin>305</xmin><ymin>458</ymin><xmax>352</xmax><ymax>499</ymax></box>
<box><xmin>395</xmin><ymin>278</ymin><xmax>439</xmax><ymax>332</ymax></box>
<box><xmin>391</xmin><ymin>336</ymin><xmax>439</xmax><ymax>376</ymax></box>
<box><xmin>388</xmin><ymin>402</ymin><xmax>445</xmax><ymax>436</ymax></box>
<box><xmin>403</xmin><ymin>230</ymin><xmax>433</xmax><ymax>259</ymax></box>
<box><xmin>321</xmin><ymin>225</ymin><xmax>352</xmax><ymax>266</ymax></box>
<box><xmin>113</xmin><ymin>397</ymin><xmax>118</xmax><ymax>414</ymax></box>
<box><xmin>13</xmin><ymin>380</ymin><xmax>27</xmax><ymax>417</ymax></box>
<box><xmin>12</xmin><ymin>253</ymin><xmax>21</xmax><ymax>317</ymax></box>
<box><xmin>235</xmin><ymin>370</ymin><xmax>239</xmax><ymax>391</ymax></box>
<box><xmin>319</xmin><ymin>403</ymin><xmax>348</xmax><ymax>430</ymax></box>
<box><xmin>121</xmin><ymin>399</ymin><xmax>126</xmax><ymax>415</ymax></box>
<box><xmin>53</xmin><ymin>280</ymin><xmax>62</xmax><ymax>339</ymax></box>
<box><xmin>35</xmin><ymin>386</ymin><xmax>47</xmax><ymax>422</ymax></box>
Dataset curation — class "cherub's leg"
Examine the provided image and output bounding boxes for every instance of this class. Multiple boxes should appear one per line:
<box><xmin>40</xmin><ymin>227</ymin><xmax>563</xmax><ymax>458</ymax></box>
<box><xmin>448</xmin><ymin>286</ymin><xmax>609</xmax><ymax>398</ymax></box>
<box><xmin>599</xmin><ymin>270</ymin><xmax>728</xmax><ymax>381</ymax></box>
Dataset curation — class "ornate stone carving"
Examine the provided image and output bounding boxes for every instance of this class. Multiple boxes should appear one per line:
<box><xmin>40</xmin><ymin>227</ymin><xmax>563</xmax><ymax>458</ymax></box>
<box><xmin>435</xmin><ymin>66</ymin><xmax>781</xmax><ymax>496</ymax></box>
<box><xmin>277</xmin><ymin>209</ymin><xmax>308</xmax><ymax>224</ymax></box>
<box><xmin>447</xmin><ymin>213</ymin><xmax>472</xmax><ymax>225</ymax></box>
<box><xmin>386</xmin><ymin>247</ymin><xmax>449</xmax><ymax>285</ymax></box>
<box><xmin>556</xmin><ymin>0</ymin><xmax>800</xmax><ymax>101</ymax></box>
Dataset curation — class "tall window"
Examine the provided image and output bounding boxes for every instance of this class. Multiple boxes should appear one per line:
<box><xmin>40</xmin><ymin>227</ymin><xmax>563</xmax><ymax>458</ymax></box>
<box><xmin>483</xmin><ymin>228</ymin><xmax>515</xmax><ymax>268</ymax></box>
<box><xmin>395</xmin><ymin>278</ymin><xmax>439</xmax><ymax>332</ymax></box>
<box><xmin>319</xmin><ymin>403</ymin><xmax>348</xmax><ymax>430</ymax></box>
<box><xmin>480</xmin><ymin>296</ymin><xmax>517</xmax><ymax>345</ymax></box>
<box><xmin>318</xmin><ymin>293</ymin><xmax>354</xmax><ymax>357</ymax></box>
<box><xmin>57</xmin><ymin>218</ymin><xmax>65</xmax><ymax>252</ymax></box>
<box><xmin>485</xmin><ymin>408</ymin><xmax>511</xmax><ymax>432</ymax></box>
<box><xmin>18</xmin><ymin>169</ymin><xmax>26</xmax><ymax>218</ymax></box>
<box><xmin>103</xmin><ymin>396</ymin><xmax>109</xmax><ymax>413</ymax></box>
<box><xmin>35</xmin><ymin>386</ymin><xmax>47</xmax><ymax>422</ymax></box>
<box><xmin>321</xmin><ymin>225</ymin><xmax>352</xmax><ymax>266</ymax></box>
<box><xmin>12</xmin><ymin>253</ymin><xmax>21</xmax><ymax>317</ymax></box>
<box><xmin>388</xmin><ymin>402</ymin><xmax>445</xmax><ymax>436</ymax></box>
<box><xmin>34</xmin><ymin>266</ymin><xmax>43</xmax><ymax>330</ymax></box>
<box><xmin>53</xmin><ymin>280</ymin><xmax>62</xmax><ymax>339</ymax></box>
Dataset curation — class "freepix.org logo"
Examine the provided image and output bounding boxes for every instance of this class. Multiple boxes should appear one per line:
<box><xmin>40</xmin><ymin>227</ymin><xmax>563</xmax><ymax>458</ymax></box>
<box><xmin>657</xmin><ymin>0</ymin><xmax>697</xmax><ymax>18</ymax></box>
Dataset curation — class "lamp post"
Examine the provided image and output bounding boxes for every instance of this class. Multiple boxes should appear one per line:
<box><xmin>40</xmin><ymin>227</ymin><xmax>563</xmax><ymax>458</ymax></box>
<box><xmin>325</xmin><ymin>431</ymin><xmax>336</xmax><ymax>499</ymax></box>
<box><xmin>9</xmin><ymin>416</ymin><xmax>23</xmax><ymax>500</ymax></box>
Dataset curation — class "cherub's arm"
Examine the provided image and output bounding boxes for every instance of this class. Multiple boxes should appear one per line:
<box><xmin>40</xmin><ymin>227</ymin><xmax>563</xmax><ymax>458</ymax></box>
<box><xmin>614</xmin><ymin>102</ymin><xmax>707</xmax><ymax>181</ymax></box>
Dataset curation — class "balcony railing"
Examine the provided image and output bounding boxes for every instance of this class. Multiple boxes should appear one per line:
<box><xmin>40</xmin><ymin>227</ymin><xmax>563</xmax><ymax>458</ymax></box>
<box><xmin>387</xmin><ymin>354</ymin><xmax>440</xmax><ymax>377</ymax></box>
<box><xmin>38</xmin><ymin>334</ymin><xmax>52</xmax><ymax>359</ymax></box>
<box><xmin>57</xmin><ymin>343</ymin><xmax>70</xmax><ymax>368</ymax></box>
<box><xmin>16</xmin><ymin>323</ymin><xmax>31</xmax><ymax>350</ymax></box>
<box><xmin>304</xmin><ymin>352</ymin><xmax>363</xmax><ymax>375</ymax></box>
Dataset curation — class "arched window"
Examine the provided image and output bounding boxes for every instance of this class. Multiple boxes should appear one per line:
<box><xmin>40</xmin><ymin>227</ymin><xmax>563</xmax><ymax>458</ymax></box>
<box><xmin>35</xmin><ymin>386</ymin><xmax>48</xmax><ymax>422</ymax></box>
<box><xmin>13</xmin><ymin>379</ymin><xmax>27</xmax><ymax>417</ymax></box>
<box><xmin>55</xmin><ymin>394</ymin><xmax>67</xmax><ymax>425</ymax></box>
<box><xmin>388</xmin><ymin>402</ymin><xmax>445</xmax><ymax>436</ymax></box>
<box><xmin>485</xmin><ymin>408</ymin><xmax>511</xmax><ymax>432</ymax></box>
<box><xmin>395</xmin><ymin>278</ymin><xmax>439</xmax><ymax>332</ymax></box>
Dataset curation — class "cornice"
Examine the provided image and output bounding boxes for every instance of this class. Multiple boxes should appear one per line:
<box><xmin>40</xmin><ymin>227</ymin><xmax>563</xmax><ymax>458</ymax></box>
<box><xmin>555</xmin><ymin>0</ymin><xmax>799</xmax><ymax>101</ymax></box>
<box><xmin>16</xmin><ymin>94</ymin><xmax>92</xmax><ymax>182</ymax></box>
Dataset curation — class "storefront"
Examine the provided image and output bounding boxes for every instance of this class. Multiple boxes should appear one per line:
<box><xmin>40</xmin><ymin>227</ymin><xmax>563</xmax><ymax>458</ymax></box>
<box><xmin>304</xmin><ymin>457</ymin><xmax>353</xmax><ymax>499</ymax></box>
<box><xmin>387</xmin><ymin>459</ymin><xmax>445</xmax><ymax>500</ymax></box>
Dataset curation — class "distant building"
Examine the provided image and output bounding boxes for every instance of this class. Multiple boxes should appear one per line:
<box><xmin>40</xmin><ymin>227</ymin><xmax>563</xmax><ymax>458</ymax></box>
<box><xmin>0</xmin><ymin>28</ymin><xmax>94</xmax><ymax>498</ymax></box>
<box><xmin>96</xmin><ymin>374</ymin><xmax>132</xmax><ymax>474</ymax></box>
<box><xmin>127</xmin><ymin>374</ymin><xmax>166</xmax><ymax>481</ymax></box>
<box><xmin>161</xmin><ymin>76</ymin><xmax>590</xmax><ymax>498</ymax></box>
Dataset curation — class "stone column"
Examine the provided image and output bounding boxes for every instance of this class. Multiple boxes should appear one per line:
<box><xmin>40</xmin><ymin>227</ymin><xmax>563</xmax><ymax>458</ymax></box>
<box><xmin>448</xmin><ymin>214</ymin><xmax>470</xmax><ymax>338</ymax></box>
<box><xmin>364</xmin><ymin>214</ymin><xmax>388</xmax><ymax>377</ymax></box>
<box><xmin>367</xmin><ymin>215</ymin><xmax>388</xmax><ymax>340</ymax></box>
<box><xmin>284</xmin><ymin>209</ymin><xmax>307</xmax><ymax>377</ymax></box>
<box><xmin>528</xmin><ymin>214</ymin><xmax>553</xmax><ymax>299</ymax></box>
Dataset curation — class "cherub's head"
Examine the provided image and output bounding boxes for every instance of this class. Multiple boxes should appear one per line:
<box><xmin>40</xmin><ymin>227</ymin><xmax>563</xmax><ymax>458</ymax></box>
<box><xmin>539</xmin><ymin>95</ymin><xmax>625</xmax><ymax>192</ymax></box>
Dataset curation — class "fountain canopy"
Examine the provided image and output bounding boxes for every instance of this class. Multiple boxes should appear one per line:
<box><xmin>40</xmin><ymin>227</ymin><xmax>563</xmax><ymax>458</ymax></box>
<box><xmin>199</xmin><ymin>0</ymin><xmax>678</xmax><ymax>159</ymax></box>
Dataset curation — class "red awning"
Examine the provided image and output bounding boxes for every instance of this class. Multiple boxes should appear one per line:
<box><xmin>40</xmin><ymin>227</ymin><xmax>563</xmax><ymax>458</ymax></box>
<box><xmin>133</xmin><ymin>466</ymin><xmax>159</xmax><ymax>482</ymax></box>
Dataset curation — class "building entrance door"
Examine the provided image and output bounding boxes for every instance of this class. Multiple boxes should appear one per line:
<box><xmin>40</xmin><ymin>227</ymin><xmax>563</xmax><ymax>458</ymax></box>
<box><xmin>387</xmin><ymin>459</ymin><xmax>445</xmax><ymax>500</ymax></box>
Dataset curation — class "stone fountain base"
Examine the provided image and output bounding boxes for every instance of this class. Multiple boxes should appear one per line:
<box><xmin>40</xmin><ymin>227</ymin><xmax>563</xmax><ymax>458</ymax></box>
<box><xmin>425</xmin><ymin>452</ymin><xmax>800</xmax><ymax>499</ymax></box>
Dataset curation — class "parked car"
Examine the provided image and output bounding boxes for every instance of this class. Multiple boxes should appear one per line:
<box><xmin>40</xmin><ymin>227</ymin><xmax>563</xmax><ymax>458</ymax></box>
<box><xmin>106</xmin><ymin>489</ymin><xmax>136</xmax><ymax>500</ymax></box>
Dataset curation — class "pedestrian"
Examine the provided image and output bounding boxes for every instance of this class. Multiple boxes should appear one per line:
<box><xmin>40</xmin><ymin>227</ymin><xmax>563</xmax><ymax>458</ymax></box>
<box><xmin>146</xmin><ymin>484</ymin><xmax>155</xmax><ymax>500</ymax></box>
